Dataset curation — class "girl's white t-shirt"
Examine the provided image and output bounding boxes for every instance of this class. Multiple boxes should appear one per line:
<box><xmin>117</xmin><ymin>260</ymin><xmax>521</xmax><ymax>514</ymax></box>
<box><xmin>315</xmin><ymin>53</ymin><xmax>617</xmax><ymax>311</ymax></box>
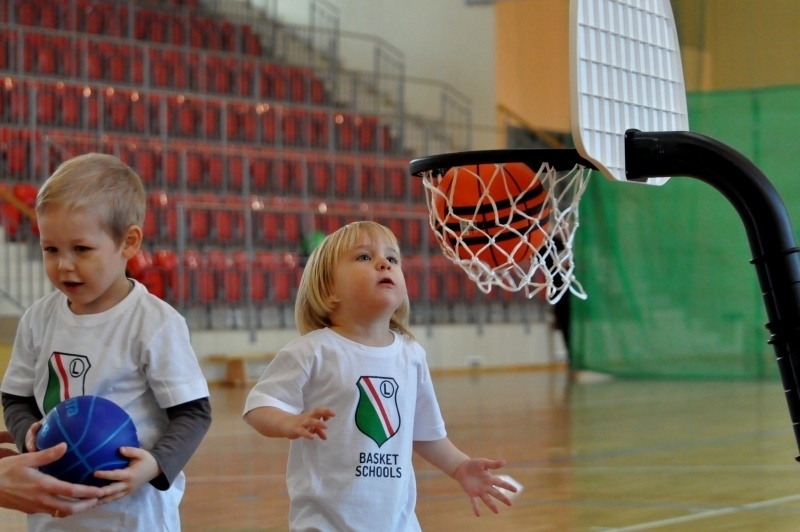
<box><xmin>244</xmin><ymin>327</ymin><xmax>447</xmax><ymax>532</ymax></box>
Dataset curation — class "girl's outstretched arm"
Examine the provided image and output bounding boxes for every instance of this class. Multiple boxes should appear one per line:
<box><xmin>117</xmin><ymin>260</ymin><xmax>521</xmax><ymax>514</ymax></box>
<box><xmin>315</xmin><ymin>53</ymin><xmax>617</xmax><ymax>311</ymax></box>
<box><xmin>245</xmin><ymin>406</ymin><xmax>335</xmax><ymax>440</ymax></box>
<box><xmin>413</xmin><ymin>437</ymin><xmax>517</xmax><ymax>516</ymax></box>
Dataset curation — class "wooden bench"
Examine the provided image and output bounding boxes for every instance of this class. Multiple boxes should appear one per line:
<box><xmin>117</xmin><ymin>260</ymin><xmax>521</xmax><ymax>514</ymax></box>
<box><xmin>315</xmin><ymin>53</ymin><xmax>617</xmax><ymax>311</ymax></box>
<box><xmin>205</xmin><ymin>352</ymin><xmax>277</xmax><ymax>387</ymax></box>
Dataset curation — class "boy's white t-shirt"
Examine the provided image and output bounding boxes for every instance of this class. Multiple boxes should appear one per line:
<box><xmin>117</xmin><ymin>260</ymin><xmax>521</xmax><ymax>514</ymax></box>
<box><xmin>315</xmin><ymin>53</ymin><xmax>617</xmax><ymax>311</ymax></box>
<box><xmin>1</xmin><ymin>280</ymin><xmax>209</xmax><ymax>532</ymax></box>
<box><xmin>244</xmin><ymin>327</ymin><xmax>447</xmax><ymax>532</ymax></box>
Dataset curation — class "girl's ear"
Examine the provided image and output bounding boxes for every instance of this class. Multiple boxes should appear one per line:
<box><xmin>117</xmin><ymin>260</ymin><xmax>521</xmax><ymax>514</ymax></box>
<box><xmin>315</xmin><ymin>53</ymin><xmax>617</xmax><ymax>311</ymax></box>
<box><xmin>122</xmin><ymin>225</ymin><xmax>143</xmax><ymax>260</ymax></box>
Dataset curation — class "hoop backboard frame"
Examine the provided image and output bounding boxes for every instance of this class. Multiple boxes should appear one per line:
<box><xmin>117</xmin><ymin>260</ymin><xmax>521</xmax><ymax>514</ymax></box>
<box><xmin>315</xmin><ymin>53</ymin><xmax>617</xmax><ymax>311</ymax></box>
<box><xmin>569</xmin><ymin>0</ymin><xmax>688</xmax><ymax>184</ymax></box>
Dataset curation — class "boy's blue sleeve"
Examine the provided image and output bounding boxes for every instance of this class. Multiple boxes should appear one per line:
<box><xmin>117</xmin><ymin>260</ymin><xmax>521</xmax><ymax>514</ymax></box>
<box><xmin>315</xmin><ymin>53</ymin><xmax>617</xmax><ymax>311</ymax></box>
<box><xmin>1</xmin><ymin>392</ymin><xmax>42</xmax><ymax>452</ymax></box>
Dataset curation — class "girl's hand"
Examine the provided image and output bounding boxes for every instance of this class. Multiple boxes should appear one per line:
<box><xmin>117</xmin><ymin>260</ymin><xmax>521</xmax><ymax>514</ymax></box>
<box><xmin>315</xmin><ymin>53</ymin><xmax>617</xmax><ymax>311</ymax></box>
<box><xmin>286</xmin><ymin>407</ymin><xmax>336</xmax><ymax>440</ymax></box>
<box><xmin>92</xmin><ymin>447</ymin><xmax>161</xmax><ymax>505</ymax></box>
<box><xmin>453</xmin><ymin>458</ymin><xmax>518</xmax><ymax>516</ymax></box>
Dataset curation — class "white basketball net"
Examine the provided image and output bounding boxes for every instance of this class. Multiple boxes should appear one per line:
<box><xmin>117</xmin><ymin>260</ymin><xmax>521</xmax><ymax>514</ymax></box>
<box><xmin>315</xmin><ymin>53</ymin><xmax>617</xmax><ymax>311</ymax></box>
<box><xmin>421</xmin><ymin>162</ymin><xmax>592</xmax><ymax>304</ymax></box>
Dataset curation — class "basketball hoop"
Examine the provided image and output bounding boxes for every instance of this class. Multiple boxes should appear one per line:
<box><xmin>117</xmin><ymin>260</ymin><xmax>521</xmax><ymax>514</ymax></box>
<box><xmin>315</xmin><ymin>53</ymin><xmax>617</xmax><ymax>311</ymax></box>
<box><xmin>410</xmin><ymin>149</ymin><xmax>595</xmax><ymax>304</ymax></box>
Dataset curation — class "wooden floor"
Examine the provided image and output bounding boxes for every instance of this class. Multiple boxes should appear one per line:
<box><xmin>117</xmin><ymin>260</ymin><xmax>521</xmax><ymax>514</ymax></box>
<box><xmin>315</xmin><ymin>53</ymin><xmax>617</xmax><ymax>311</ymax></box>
<box><xmin>4</xmin><ymin>369</ymin><xmax>800</xmax><ymax>530</ymax></box>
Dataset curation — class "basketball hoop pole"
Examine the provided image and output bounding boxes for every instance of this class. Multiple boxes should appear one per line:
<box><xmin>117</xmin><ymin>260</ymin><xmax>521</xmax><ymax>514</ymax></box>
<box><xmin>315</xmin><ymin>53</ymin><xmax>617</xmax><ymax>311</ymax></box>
<box><xmin>626</xmin><ymin>129</ymin><xmax>800</xmax><ymax>460</ymax></box>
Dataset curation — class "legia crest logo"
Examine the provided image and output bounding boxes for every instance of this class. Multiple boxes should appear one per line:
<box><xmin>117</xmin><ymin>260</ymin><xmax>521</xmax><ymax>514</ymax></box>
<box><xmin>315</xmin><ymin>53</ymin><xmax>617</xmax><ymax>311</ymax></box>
<box><xmin>355</xmin><ymin>376</ymin><xmax>400</xmax><ymax>447</ymax></box>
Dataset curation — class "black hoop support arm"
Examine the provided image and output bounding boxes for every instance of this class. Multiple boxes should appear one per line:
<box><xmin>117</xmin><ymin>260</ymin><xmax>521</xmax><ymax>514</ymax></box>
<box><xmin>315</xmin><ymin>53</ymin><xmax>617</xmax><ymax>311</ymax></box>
<box><xmin>625</xmin><ymin>129</ymin><xmax>800</xmax><ymax>461</ymax></box>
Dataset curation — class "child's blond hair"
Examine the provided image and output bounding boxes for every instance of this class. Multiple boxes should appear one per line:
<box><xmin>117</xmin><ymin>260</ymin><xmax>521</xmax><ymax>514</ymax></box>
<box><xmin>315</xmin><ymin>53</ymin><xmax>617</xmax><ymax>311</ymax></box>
<box><xmin>295</xmin><ymin>221</ymin><xmax>413</xmax><ymax>338</ymax></box>
<box><xmin>36</xmin><ymin>153</ymin><xmax>146</xmax><ymax>245</ymax></box>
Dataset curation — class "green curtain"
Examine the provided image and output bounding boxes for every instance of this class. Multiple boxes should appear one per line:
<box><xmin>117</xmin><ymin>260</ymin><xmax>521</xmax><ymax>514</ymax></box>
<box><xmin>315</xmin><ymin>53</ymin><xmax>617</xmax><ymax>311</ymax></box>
<box><xmin>573</xmin><ymin>87</ymin><xmax>800</xmax><ymax>379</ymax></box>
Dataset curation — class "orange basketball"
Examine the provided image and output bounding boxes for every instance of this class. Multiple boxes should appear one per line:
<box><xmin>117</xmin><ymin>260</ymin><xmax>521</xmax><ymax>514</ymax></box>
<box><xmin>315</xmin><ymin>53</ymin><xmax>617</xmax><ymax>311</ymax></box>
<box><xmin>432</xmin><ymin>163</ymin><xmax>550</xmax><ymax>268</ymax></box>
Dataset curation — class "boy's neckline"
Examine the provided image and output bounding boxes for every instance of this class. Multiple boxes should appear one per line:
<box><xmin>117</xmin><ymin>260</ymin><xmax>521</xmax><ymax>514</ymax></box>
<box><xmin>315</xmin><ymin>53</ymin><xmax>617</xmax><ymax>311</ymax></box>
<box><xmin>67</xmin><ymin>279</ymin><xmax>135</xmax><ymax>313</ymax></box>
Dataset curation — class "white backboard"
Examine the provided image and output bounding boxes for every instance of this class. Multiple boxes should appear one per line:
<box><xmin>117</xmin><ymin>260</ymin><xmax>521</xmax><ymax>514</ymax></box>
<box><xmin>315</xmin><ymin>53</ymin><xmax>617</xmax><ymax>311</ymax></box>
<box><xmin>570</xmin><ymin>0</ymin><xmax>689</xmax><ymax>185</ymax></box>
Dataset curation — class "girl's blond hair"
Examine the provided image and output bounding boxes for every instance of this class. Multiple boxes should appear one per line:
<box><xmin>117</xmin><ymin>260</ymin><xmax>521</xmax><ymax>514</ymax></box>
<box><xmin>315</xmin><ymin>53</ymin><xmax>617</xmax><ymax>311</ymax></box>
<box><xmin>295</xmin><ymin>221</ymin><xmax>413</xmax><ymax>338</ymax></box>
<box><xmin>36</xmin><ymin>153</ymin><xmax>146</xmax><ymax>245</ymax></box>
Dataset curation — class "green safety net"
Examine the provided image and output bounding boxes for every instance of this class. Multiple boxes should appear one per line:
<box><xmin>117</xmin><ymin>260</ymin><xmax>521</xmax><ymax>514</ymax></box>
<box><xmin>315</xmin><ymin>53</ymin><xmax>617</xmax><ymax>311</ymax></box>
<box><xmin>572</xmin><ymin>86</ymin><xmax>800</xmax><ymax>379</ymax></box>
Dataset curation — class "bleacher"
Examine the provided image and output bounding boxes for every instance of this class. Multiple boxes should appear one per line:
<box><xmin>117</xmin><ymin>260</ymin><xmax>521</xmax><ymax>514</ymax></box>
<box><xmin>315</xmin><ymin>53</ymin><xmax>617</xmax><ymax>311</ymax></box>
<box><xmin>0</xmin><ymin>0</ymin><xmax>538</xmax><ymax>330</ymax></box>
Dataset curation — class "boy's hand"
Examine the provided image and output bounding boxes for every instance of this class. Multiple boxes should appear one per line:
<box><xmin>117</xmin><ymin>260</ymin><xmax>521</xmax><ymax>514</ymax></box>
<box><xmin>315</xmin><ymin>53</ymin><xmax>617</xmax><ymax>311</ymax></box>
<box><xmin>92</xmin><ymin>447</ymin><xmax>160</xmax><ymax>505</ymax></box>
<box><xmin>453</xmin><ymin>458</ymin><xmax>518</xmax><ymax>516</ymax></box>
<box><xmin>286</xmin><ymin>407</ymin><xmax>336</xmax><ymax>440</ymax></box>
<box><xmin>24</xmin><ymin>421</ymin><xmax>43</xmax><ymax>453</ymax></box>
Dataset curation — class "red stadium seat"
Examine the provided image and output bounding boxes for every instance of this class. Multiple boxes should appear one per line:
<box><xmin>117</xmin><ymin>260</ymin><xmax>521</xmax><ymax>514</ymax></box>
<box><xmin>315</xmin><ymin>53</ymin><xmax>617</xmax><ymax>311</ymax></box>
<box><xmin>387</xmin><ymin>166</ymin><xmax>406</xmax><ymax>198</ymax></box>
<box><xmin>177</xmin><ymin>99</ymin><xmax>198</xmax><ymax>136</ymax></box>
<box><xmin>335</xmin><ymin>114</ymin><xmax>355</xmax><ymax>151</ymax></box>
<box><xmin>186</xmin><ymin>193</ymin><xmax>211</xmax><ymax>242</ymax></box>
<box><xmin>259</xmin><ymin>106</ymin><xmax>276</xmax><ymax>144</ymax></box>
<box><xmin>432</xmin><ymin>255</ymin><xmax>462</xmax><ymax>309</ymax></box>
<box><xmin>194</xmin><ymin>250</ymin><xmax>219</xmax><ymax>305</ymax></box>
<box><xmin>240</xmin><ymin>106</ymin><xmax>257</xmax><ymax>143</ymax></box>
<box><xmin>309</xmin><ymin>111</ymin><xmax>329</xmax><ymax>148</ymax></box>
<box><xmin>40</xmin><ymin>4</ymin><xmax>58</xmax><ymax>29</ymax></box>
<box><xmin>7</xmin><ymin>135</ymin><xmax>29</xmax><ymax>175</ymax></box>
<box><xmin>272</xmin><ymin>159</ymin><xmax>291</xmax><ymax>193</ymax></box>
<box><xmin>211</xmin><ymin>250</ymin><xmax>243</xmax><ymax>306</ymax></box>
<box><xmin>224</xmin><ymin>103</ymin><xmax>240</xmax><ymax>141</ymax></box>
<box><xmin>58</xmin><ymin>88</ymin><xmax>80</xmax><ymax>127</ymax></box>
<box><xmin>163</xmin><ymin>150</ymin><xmax>180</xmax><ymax>188</ymax></box>
<box><xmin>148</xmin><ymin>190</ymin><xmax>174</xmax><ymax>241</ymax></box>
<box><xmin>134</xmin><ymin>148</ymin><xmax>157</xmax><ymax>185</ymax></box>
<box><xmin>358</xmin><ymin>116</ymin><xmax>378</xmax><ymax>152</ymax></box>
<box><xmin>135</xmin><ymin>92</ymin><xmax>149</xmax><ymax>133</ymax></box>
<box><xmin>13</xmin><ymin>183</ymin><xmax>38</xmax><ymax>207</ymax></box>
<box><xmin>212</xmin><ymin>194</ymin><xmax>245</xmax><ymax>245</ymax></box>
<box><xmin>238</xmin><ymin>59</ymin><xmax>256</xmax><ymax>97</ymax></box>
<box><xmin>37</xmin><ymin>45</ymin><xmax>56</xmax><ymax>75</ymax></box>
<box><xmin>203</xmin><ymin>102</ymin><xmax>220</xmax><ymax>138</ymax></box>
<box><xmin>280</xmin><ymin>109</ymin><xmax>303</xmax><ymax>146</ymax></box>
<box><xmin>185</xmin><ymin>151</ymin><xmax>205</xmax><ymax>189</ymax></box>
<box><xmin>108</xmin><ymin>91</ymin><xmax>131</xmax><ymax>130</ymax></box>
<box><xmin>242</xmin><ymin>27</ymin><xmax>261</xmax><ymax>56</ymax></box>
<box><xmin>250</xmin><ymin>157</ymin><xmax>271</xmax><ymax>192</ymax></box>
<box><xmin>17</xmin><ymin>3</ymin><xmax>36</xmax><ymax>26</ymax></box>
<box><xmin>36</xmin><ymin>85</ymin><xmax>56</xmax><ymax>124</ymax></box>
<box><xmin>206</xmin><ymin>154</ymin><xmax>224</xmax><ymax>188</ymax></box>
<box><xmin>309</xmin><ymin>161</ymin><xmax>331</xmax><ymax>196</ymax></box>
<box><xmin>153</xmin><ymin>248</ymin><xmax>180</xmax><ymax>302</ymax></box>
<box><xmin>287</xmin><ymin>66</ymin><xmax>307</xmax><ymax>102</ymax></box>
<box><xmin>169</xmin><ymin>14</ymin><xmax>186</xmax><ymax>46</ymax></box>
<box><xmin>310</xmin><ymin>77</ymin><xmax>325</xmax><ymax>104</ymax></box>
<box><xmin>233</xmin><ymin>250</ymin><xmax>267</xmax><ymax>305</ymax></box>
<box><xmin>334</xmin><ymin>163</ymin><xmax>353</xmax><ymax>197</ymax></box>
<box><xmin>127</xmin><ymin>250</ymin><xmax>153</xmax><ymax>280</ymax></box>
<box><xmin>256</xmin><ymin>251</ymin><xmax>299</xmax><ymax>326</ymax></box>
<box><xmin>380</xmin><ymin>125</ymin><xmax>393</xmax><ymax>153</ymax></box>
<box><xmin>227</xmin><ymin>155</ymin><xmax>244</xmax><ymax>191</ymax></box>
<box><xmin>142</xmin><ymin>206</ymin><xmax>158</xmax><ymax>240</ymax></box>
<box><xmin>372</xmin><ymin>203</ymin><xmax>404</xmax><ymax>249</ymax></box>
<box><xmin>86</xmin><ymin>46</ymin><xmax>105</xmax><ymax>80</ymax></box>
<box><xmin>359</xmin><ymin>165</ymin><xmax>384</xmax><ymax>199</ymax></box>
<box><xmin>85</xmin><ymin>7</ymin><xmax>105</xmax><ymax>34</ymax></box>
<box><xmin>9</xmin><ymin>85</ymin><xmax>29</xmax><ymax>124</ymax></box>
<box><xmin>259</xmin><ymin>64</ymin><xmax>286</xmax><ymax>100</ymax></box>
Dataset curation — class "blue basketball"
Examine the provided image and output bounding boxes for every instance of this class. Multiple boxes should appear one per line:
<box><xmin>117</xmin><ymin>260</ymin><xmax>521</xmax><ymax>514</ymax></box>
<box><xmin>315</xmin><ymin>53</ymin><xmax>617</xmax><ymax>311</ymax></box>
<box><xmin>36</xmin><ymin>395</ymin><xmax>139</xmax><ymax>487</ymax></box>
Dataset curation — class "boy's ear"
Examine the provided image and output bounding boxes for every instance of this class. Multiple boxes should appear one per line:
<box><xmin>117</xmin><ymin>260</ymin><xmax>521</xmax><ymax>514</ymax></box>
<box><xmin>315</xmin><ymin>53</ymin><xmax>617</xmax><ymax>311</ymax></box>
<box><xmin>122</xmin><ymin>225</ymin><xmax>143</xmax><ymax>260</ymax></box>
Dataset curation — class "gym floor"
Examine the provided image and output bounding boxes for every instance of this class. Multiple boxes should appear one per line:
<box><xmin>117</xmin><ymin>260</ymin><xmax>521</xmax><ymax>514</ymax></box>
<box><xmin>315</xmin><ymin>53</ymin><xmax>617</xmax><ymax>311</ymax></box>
<box><xmin>3</xmin><ymin>369</ymin><xmax>800</xmax><ymax>531</ymax></box>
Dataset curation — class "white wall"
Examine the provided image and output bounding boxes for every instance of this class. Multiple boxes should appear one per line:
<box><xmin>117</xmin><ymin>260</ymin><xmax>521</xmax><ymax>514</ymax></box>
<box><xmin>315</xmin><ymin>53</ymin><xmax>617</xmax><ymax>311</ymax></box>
<box><xmin>192</xmin><ymin>321</ymin><xmax>564</xmax><ymax>383</ymax></box>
